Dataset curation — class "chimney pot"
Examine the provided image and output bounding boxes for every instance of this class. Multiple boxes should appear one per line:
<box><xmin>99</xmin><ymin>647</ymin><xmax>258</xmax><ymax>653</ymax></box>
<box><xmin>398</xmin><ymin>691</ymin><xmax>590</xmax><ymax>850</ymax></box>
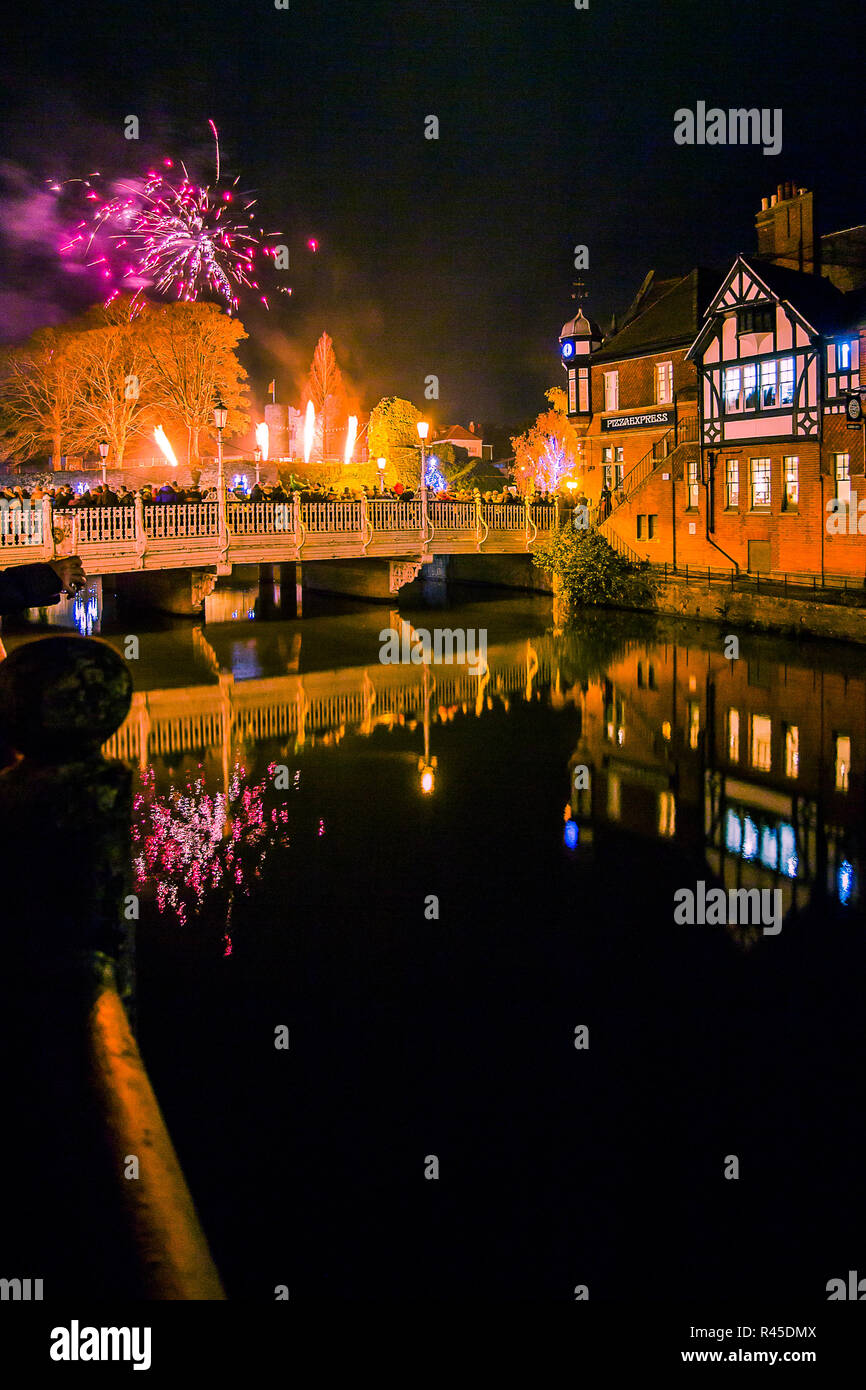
<box><xmin>761</xmin><ymin>197</ymin><xmax>769</xmax><ymax>211</ymax></box>
<box><xmin>777</xmin><ymin>183</ymin><xmax>784</xmax><ymax>200</ymax></box>
<box><xmin>770</xmin><ymin>195</ymin><xmax>777</xmax><ymax>207</ymax></box>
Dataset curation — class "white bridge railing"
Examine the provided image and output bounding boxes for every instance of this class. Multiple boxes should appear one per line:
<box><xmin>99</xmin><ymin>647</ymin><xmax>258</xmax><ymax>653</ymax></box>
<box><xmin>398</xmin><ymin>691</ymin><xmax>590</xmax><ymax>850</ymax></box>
<box><xmin>1</xmin><ymin>497</ymin><xmax>558</xmax><ymax>561</ymax></box>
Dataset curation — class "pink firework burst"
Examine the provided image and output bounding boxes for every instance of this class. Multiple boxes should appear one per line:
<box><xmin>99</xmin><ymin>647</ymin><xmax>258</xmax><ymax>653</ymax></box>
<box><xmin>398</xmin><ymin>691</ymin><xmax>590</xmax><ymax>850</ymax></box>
<box><xmin>52</xmin><ymin>123</ymin><xmax>282</xmax><ymax>314</ymax></box>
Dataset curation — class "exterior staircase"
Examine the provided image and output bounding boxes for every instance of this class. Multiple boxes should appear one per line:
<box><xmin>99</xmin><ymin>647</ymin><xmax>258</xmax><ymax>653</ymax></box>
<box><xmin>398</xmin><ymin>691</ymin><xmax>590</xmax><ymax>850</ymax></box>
<box><xmin>593</xmin><ymin>415</ymin><xmax>700</xmax><ymax>560</ymax></box>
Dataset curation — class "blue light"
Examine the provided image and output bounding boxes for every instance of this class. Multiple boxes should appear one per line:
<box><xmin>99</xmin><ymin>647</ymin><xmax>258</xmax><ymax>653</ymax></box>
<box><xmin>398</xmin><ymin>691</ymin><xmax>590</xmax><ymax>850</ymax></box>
<box><xmin>725</xmin><ymin>809</ymin><xmax>742</xmax><ymax>853</ymax></box>
<box><xmin>564</xmin><ymin>820</ymin><xmax>580</xmax><ymax>850</ymax></box>
<box><xmin>780</xmin><ymin>824</ymin><xmax>798</xmax><ymax>879</ymax></box>
<box><xmin>424</xmin><ymin>456</ymin><xmax>448</xmax><ymax>492</ymax></box>
<box><xmin>760</xmin><ymin>826</ymin><xmax>779</xmax><ymax>871</ymax></box>
<box><xmin>562</xmin><ymin>341</ymin><xmax>574</xmax><ymax>358</ymax></box>
<box><xmin>742</xmin><ymin>816</ymin><xmax>758</xmax><ymax>861</ymax></box>
<box><xmin>838</xmin><ymin>860</ymin><xmax>855</xmax><ymax>906</ymax></box>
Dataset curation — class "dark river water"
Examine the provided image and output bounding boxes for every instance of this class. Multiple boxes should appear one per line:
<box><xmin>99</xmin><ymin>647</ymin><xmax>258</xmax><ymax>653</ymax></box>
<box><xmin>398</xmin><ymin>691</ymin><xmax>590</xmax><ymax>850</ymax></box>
<box><xmin>9</xmin><ymin>579</ymin><xmax>866</xmax><ymax>1301</ymax></box>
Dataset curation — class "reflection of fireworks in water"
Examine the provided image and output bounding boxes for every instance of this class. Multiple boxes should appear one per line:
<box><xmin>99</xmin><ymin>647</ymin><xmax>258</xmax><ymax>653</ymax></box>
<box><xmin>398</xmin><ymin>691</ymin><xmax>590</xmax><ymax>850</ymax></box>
<box><xmin>53</xmin><ymin>122</ymin><xmax>282</xmax><ymax>313</ymax></box>
<box><xmin>131</xmin><ymin>761</ymin><xmax>295</xmax><ymax>932</ymax></box>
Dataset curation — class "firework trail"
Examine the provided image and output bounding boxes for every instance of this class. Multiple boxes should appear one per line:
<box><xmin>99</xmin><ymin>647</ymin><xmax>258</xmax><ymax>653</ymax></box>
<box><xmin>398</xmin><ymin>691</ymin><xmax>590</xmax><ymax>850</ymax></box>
<box><xmin>51</xmin><ymin>123</ymin><xmax>282</xmax><ymax>314</ymax></box>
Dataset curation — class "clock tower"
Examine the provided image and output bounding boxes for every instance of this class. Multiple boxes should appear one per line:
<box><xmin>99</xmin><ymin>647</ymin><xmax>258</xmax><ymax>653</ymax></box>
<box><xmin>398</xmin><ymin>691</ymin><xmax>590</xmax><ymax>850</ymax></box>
<box><xmin>559</xmin><ymin>309</ymin><xmax>602</xmax><ymax>419</ymax></box>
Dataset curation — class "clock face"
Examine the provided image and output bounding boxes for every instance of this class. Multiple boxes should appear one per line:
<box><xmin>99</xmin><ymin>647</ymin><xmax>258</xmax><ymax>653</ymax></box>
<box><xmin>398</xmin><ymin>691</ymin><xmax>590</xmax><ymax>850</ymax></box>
<box><xmin>561</xmin><ymin>341</ymin><xmax>575</xmax><ymax>359</ymax></box>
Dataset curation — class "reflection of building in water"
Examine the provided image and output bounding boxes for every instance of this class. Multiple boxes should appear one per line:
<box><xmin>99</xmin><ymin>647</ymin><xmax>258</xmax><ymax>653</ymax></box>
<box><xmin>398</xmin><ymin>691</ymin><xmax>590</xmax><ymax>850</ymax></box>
<box><xmin>566</xmin><ymin>638</ymin><xmax>864</xmax><ymax>912</ymax></box>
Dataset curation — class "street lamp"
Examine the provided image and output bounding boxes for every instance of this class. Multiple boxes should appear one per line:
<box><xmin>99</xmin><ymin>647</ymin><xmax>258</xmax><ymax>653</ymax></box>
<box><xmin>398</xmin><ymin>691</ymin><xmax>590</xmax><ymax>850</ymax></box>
<box><xmin>213</xmin><ymin>400</ymin><xmax>228</xmax><ymax>493</ymax></box>
<box><xmin>416</xmin><ymin>420</ymin><xmax>429</xmax><ymax>502</ymax></box>
<box><xmin>254</xmin><ymin>446</ymin><xmax>262</xmax><ymax>486</ymax></box>
<box><xmin>98</xmin><ymin>439</ymin><xmax>109</xmax><ymax>485</ymax></box>
<box><xmin>377</xmin><ymin>457</ymin><xmax>387</xmax><ymax>494</ymax></box>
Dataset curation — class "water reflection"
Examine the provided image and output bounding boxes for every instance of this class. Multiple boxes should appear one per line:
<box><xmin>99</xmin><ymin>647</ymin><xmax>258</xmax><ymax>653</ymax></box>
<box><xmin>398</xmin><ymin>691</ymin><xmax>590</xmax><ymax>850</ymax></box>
<box><xmin>103</xmin><ymin>610</ymin><xmax>866</xmax><ymax>933</ymax></box>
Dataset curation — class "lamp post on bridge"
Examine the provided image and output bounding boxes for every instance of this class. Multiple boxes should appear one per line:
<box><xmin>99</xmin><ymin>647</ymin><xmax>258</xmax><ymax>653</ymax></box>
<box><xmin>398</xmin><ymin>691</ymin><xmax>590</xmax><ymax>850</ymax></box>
<box><xmin>254</xmin><ymin>446</ymin><xmax>262</xmax><ymax>487</ymax></box>
<box><xmin>98</xmin><ymin>440</ymin><xmax>109</xmax><ymax>486</ymax></box>
<box><xmin>416</xmin><ymin>420</ymin><xmax>429</xmax><ymax>503</ymax></box>
<box><xmin>377</xmin><ymin>457</ymin><xmax>387</xmax><ymax>494</ymax></box>
<box><xmin>213</xmin><ymin>400</ymin><xmax>228</xmax><ymax>495</ymax></box>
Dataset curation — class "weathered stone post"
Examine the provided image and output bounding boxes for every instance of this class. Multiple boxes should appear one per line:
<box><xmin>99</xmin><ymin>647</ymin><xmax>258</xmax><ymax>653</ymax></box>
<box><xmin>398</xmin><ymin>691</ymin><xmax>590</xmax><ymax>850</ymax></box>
<box><xmin>0</xmin><ymin>636</ymin><xmax>225</xmax><ymax>1299</ymax></box>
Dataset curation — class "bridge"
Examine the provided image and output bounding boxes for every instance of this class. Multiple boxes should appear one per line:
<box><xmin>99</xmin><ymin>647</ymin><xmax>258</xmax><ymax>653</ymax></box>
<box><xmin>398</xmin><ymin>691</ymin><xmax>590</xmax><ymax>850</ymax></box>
<box><xmin>104</xmin><ymin>635</ymin><xmax>553</xmax><ymax>767</ymax></box>
<box><xmin>0</xmin><ymin>495</ymin><xmax>557</xmax><ymax>593</ymax></box>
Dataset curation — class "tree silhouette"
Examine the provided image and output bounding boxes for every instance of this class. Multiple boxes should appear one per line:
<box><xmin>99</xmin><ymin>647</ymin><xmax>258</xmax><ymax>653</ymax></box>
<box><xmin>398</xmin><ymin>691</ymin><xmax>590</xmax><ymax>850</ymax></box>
<box><xmin>304</xmin><ymin>332</ymin><xmax>346</xmax><ymax>461</ymax></box>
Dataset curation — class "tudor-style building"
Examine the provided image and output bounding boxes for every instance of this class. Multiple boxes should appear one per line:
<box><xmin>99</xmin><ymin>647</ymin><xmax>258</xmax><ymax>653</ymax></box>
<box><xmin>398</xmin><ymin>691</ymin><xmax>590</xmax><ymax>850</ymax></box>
<box><xmin>581</xmin><ymin>185</ymin><xmax>866</xmax><ymax>574</ymax></box>
<box><xmin>686</xmin><ymin>255</ymin><xmax>865</xmax><ymax>576</ymax></box>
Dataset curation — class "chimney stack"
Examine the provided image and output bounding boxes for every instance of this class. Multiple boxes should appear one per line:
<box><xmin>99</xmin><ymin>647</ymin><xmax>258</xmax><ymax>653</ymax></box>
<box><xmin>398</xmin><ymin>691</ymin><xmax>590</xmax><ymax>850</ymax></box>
<box><xmin>756</xmin><ymin>183</ymin><xmax>814</xmax><ymax>274</ymax></box>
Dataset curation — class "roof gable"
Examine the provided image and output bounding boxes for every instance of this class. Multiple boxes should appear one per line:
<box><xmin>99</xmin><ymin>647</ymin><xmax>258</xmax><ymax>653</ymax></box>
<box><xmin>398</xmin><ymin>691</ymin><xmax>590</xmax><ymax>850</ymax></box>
<box><xmin>591</xmin><ymin>268</ymin><xmax>720</xmax><ymax>363</ymax></box>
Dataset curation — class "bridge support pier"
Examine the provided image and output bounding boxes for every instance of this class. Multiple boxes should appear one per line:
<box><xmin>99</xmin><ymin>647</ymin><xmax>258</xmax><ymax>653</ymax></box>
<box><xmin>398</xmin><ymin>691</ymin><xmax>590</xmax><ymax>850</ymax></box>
<box><xmin>113</xmin><ymin>568</ymin><xmax>219</xmax><ymax>616</ymax></box>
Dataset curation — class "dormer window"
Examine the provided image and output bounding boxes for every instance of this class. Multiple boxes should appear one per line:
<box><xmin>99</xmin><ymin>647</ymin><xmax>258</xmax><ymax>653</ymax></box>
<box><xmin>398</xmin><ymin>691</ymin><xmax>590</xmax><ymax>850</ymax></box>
<box><xmin>737</xmin><ymin>306</ymin><xmax>774</xmax><ymax>335</ymax></box>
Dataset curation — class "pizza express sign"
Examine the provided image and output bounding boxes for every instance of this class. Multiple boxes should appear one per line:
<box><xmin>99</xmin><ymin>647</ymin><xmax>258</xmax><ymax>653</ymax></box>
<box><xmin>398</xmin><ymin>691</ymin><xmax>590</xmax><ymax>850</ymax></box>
<box><xmin>602</xmin><ymin>408</ymin><xmax>676</xmax><ymax>432</ymax></box>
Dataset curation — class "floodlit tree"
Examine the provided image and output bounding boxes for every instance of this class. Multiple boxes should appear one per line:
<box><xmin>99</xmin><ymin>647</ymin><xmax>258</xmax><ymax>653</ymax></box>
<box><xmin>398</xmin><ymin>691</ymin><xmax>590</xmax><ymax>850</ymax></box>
<box><xmin>72</xmin><ymin>323</ymin><xmax>157</xmax><ymax>466</ymax></box>
<box><xmin>0</xmin><ymin>327</ymin><xmax>88</xmax><ymax>468</ymax></box>
<box><xmin>367</xmin><ymin>396</ymin><xmax>423</xmax><ymax>487</ymax></box>
<box><xmin>303</xmin><ymin>332</ymin><xmax>347</xmax><ymax>461</ymax></box>
<box><xmin>511</xmin><ymin>387</ymin><xmax>583</xmax><ymax>494</ymax></box>
<box><xmin>140</xmin><ymin>302</ymin><xmax>250</xmax><ymax>465</ymax></box>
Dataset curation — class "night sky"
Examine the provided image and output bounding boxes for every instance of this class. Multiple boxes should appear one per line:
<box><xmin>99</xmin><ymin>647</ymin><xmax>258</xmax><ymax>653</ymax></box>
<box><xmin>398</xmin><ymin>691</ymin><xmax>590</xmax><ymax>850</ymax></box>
<box><xmin>3</xmin><ymin>0</ymin><xmax>865</xmax><ymax>424</ymax></box>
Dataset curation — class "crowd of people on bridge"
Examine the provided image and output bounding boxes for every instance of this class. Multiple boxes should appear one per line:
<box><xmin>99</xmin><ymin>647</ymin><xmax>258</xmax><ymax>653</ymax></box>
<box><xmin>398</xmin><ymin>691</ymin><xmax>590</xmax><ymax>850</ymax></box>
<box><xmin>0</xmin><ymin>477</ymin><xmax>554</xmax><ymax>511</ymax></box>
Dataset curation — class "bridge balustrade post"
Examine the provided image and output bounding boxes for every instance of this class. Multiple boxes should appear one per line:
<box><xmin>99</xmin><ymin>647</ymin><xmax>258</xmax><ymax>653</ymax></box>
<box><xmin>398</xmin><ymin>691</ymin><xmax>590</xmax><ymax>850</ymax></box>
<box><xmin>473</xmin><ymin>487</ymin><xmax>486</xmax><ymax>552</ymax></box>
<box><xmin>40</xmin><ymin>496</ymin><xmax>54</xmax><ymax>558</ymax></box>
<box><xmin>291</xmin><ymin>490</ymin><xmax>304</xmax><ymax>552</ymax></box>
<box><xmin>0</xmin><ymin>635</ymin><xmax>225</xmax><ymax>1300</ymax></box>
<box><xmin>216</xmin><ymin>481</ymin><xmax>230</xmax><ymax>571</ymax></box>
<box><xmin>133</xmin><ymin>493</ymin><xmax>147</xmax><ymax>564</ymax></box>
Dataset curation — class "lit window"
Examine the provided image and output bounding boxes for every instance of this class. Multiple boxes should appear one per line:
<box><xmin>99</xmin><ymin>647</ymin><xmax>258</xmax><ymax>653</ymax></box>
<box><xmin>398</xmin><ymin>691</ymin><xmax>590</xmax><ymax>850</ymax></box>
<box><xmin>688</xmin><ymin>701</ymin><xmax>700</xmax><ymax>750</ymax></box>
<box><xmin>835</xmin><ymin>735</ymin><xmax>851</xmax><ymax>792</ymax></box>
<box><xmin>744</xmin><ymin>363</ymin><xmax>759</xmax><ymax>411</ymax></box>
<box><xmin>838</xmin><ymin>341</ymin><xmax>851</xmax><ymax>371</ymax></box>
<box><xmin>751</xmin><ymin>715</ymin><xmax>772</xmax><ymax>771</ymax></box>
<box><xmin>656</xmin><ymin>361</ymin><xmax>673</xmax><ymax>405</ymax></box>
<box><xmin>728</xmin><ymin>708</ymin><xmax>740</xmax><ymax>761</ymax></box>
<box><xmin>761</xmin><ymin>358</ymin><xmax>778</xmax><ymax>408</ymax></box>
<box><xmin>604</xmin><ymin>371</ymin><xmax>619</xmax><ymax>412</ymax></box>
<box><xmin>779</xmin><ymin>356</ymin><xmax>795</xmax><ymax>405</ymax></box>
<box><xmin>567</xmin><ymin>372</ymin><xmax>577</xmax><ymax>414</ymax></box>
<box><xmin>687</xmin><ymin>459</ymin><xmax>700</xmax><ymax>509</ymax></box>
<box><xmin>782</xmin><ymin>456</ymin><xmax>799</xmax><ymax>511</ymax></box>
<box><xmin>835</xmin><ymin>454</ymin><xmax>851</xmax><ymax>504</ymax></box>
<box><xmin>784</xmin><ymin>725</ymin><xmax>799</xmax><ymax>778</ymax></box>
<box><xmin>578</xmin><ymin>368</ymin><xmax>590</xmax><ymax>413</ymax></box>
<box><xmin>661</xmin><ymin>720</ymin><xmax>671</xmax><ymax>741</ymax></box>
<box><xmin>659</xmin><ymin>790</ymin><xmax>676</xmax><ymax>837</ymax></box>
<box><xmin>726</xmin><ymin>459</ymin><xmax>739</xmax><ymax>509</ymax></box>
<box><xmin>750</xmin><ymin>458</ymin><xmax>771</xmax><ymax>510</ymax></box>
<box><xmin>724</xmin><ymin>366</ymin><xmax>742</xmax><ymax>412</ymax></box>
